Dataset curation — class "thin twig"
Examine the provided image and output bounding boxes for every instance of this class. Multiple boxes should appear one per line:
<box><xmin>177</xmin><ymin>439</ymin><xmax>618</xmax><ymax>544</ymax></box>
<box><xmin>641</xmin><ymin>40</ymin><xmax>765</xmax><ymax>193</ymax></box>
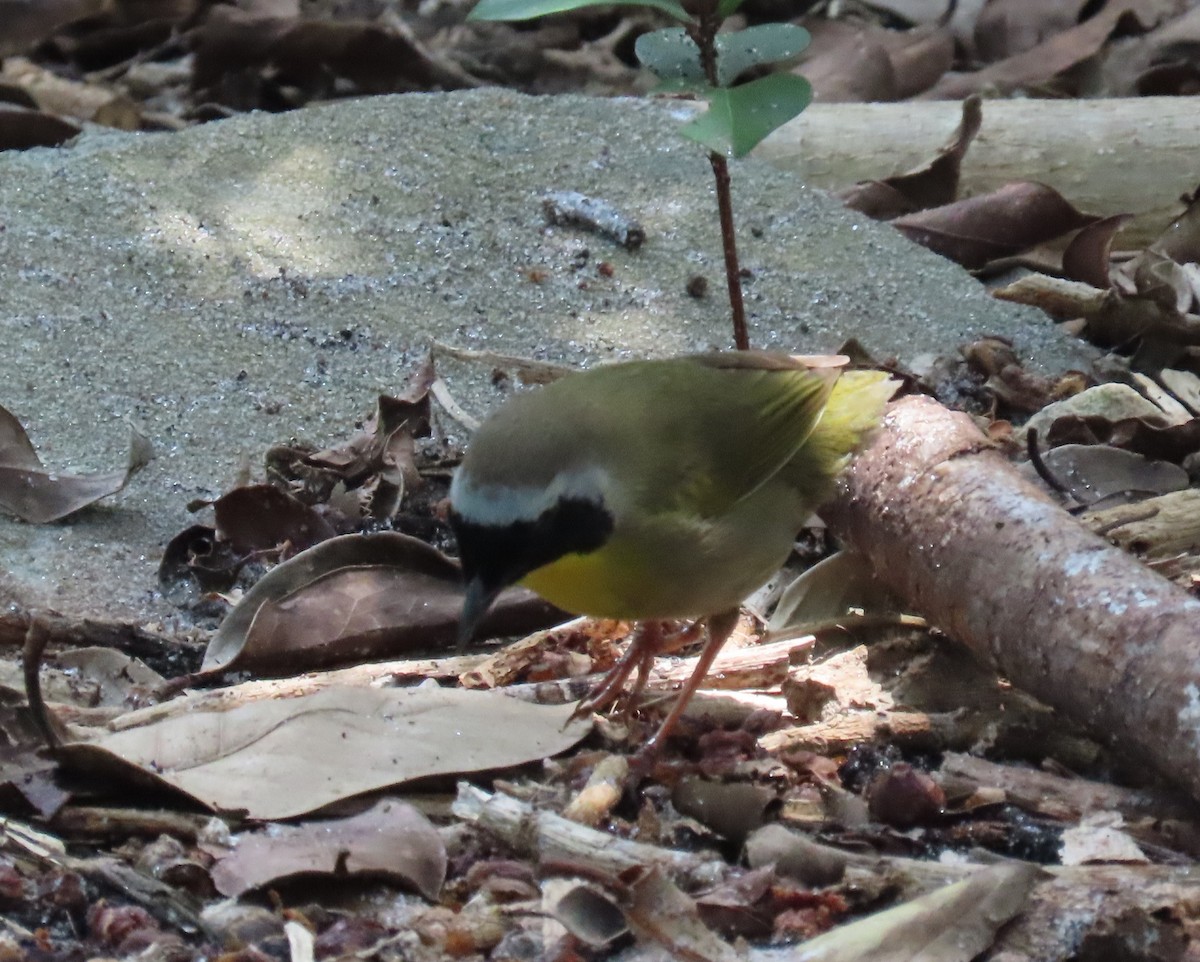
<box><xmin>21</xmin><ymin>613</ymin><xmax>62</xmax><ymax>754</ymax></box>
<box><xmin>1025</xmin><ymin>427</ymin><xmax>1073</xmax><ymax>497</ymax></box>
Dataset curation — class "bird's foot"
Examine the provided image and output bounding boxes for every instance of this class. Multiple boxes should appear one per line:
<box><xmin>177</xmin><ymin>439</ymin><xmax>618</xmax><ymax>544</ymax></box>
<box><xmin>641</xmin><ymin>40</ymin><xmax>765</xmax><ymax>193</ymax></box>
<box><xmin>633</xmin><ymin>608</ymin><xmax>740</xmax><ymax>760</ymax></box>
<box><xmin>567</xmin><ymin>620</ymin><xmax>691</xmax><ymax>726</ymax></box>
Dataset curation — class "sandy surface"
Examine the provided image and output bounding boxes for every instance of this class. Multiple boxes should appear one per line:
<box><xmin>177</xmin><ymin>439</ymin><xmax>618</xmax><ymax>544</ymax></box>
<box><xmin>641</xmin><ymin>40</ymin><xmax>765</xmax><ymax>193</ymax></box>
<box><xmin>0</xmin><ymin>89</ymin><xmax>1094</xmax><ymax>624</ymax></box>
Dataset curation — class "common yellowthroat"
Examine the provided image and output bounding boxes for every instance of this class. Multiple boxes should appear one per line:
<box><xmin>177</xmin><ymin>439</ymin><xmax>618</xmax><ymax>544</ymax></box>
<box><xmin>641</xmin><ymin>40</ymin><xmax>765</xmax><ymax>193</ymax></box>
<box><xmin>449</xmin><ymin>351</ymin><xmax>894</xmax><ymax>748</ymax></box>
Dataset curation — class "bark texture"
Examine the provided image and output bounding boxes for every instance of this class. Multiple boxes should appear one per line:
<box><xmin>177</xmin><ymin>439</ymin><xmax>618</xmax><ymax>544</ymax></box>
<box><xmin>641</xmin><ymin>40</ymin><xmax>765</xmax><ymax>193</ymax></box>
<box><xmin>824</xmin><ymin>396</ymin><xmax>1200</xmax><ymax>801</ymax></box>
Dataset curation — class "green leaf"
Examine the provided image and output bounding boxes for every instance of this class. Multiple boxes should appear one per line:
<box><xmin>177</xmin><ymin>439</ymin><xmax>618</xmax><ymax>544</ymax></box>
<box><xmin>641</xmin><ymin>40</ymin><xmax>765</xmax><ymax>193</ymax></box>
<box><xmin>469</xmin><ymin>0</ymin><xmax>691</xmax><ymax>22</ymax></box>
<box><xmin>638</xmin><ymin>24</ymin><xmax>812</xmax><ymax>90</ymax></box>
<box><xmin>651</xmin><ymin>76</ymin><xmax>714</xmax><ymax>95</ymax></box>
<box><xmin>635</xmin><ymin>27</ymin><xmax>705</xmax><ymax>85</ymax></box>
<box><xmin>679</xmin><ymin>72</ymin><xmax>811</xmax><ymax>158</ymax></box>
<box><xmin>714</xmin><ymin>23</ymin><xmax>809</xmax><ymax>86</ymax></box>
<box><xmin>716</xmin><ymin>0</ymin><xmax>744</xmax><ymax>15</ymax></box>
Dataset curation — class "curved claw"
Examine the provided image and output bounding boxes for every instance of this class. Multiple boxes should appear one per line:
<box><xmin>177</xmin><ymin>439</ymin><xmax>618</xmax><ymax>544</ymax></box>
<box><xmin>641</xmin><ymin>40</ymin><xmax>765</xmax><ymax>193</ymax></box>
<box><xmin>567</xmin><ymin>622</ymin><xmax>666</xmax><ymax>725</ymax></box>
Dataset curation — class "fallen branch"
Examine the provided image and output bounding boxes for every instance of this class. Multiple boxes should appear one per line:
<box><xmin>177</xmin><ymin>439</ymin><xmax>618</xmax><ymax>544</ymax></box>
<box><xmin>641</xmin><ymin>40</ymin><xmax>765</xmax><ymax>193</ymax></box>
<box><xmin>452</xmin><ymin>783</ymin><xmax>725</xmax><ymax>886</ymax></box>
<box><xmin>760</xmin><ymin>98</ymin><xmax>1199</xmax><ymax>248</ymax></box>
<box><xmin>825</xmin><ymin>396</ymin><xmax>1200</xmax><ymax>803</ymax></box>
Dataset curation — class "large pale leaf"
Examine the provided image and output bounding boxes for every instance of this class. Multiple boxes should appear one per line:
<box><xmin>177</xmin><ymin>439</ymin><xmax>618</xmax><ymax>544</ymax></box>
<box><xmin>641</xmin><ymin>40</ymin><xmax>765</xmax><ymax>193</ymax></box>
<box><xmin>469</xmin><ymin>0</ymin><xmax>690</xmax><ymax>23</ymax></box>
<box><xmin>680</xmin><ymin>72</ymin><xmax>811</xmax><ymax>158</ymax></box>
<box><xmin>64</xmin><ymin>685</ymin><xmax>591</xmax><ymax>819</ymax></box>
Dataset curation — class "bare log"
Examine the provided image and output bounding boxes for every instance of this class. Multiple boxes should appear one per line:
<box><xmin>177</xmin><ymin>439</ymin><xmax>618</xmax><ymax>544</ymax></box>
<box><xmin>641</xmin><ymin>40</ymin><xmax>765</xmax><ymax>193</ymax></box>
<box><xmin>824</xmin><ymin>396</ymin><xmax>1200</xmax><ymax>802</ymax></box>
<box><xmin>759</xmin><ymin>98</ymin><xmax>1197</xmax><ymax>248</ymax></box>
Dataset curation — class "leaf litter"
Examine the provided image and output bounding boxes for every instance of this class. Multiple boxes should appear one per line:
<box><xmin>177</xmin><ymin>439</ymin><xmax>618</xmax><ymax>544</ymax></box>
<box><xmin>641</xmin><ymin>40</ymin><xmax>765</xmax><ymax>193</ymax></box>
<box><xmin>14</xmin><ymin>334</ymin><xmax>1200</xmax><ymax>958</ymax></box>
<box><xmin>10</xmin><ymin>5</ymin><xmax>1200</xmax><ymax>961</ymax></box>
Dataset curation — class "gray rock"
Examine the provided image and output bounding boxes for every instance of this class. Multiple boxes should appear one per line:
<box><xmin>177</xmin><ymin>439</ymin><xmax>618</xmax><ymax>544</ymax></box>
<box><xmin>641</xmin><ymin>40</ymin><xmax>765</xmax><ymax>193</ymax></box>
<box><xmin>0</xmin><ymin>89</ymin><xmax>1095</xmax><ymax>623</ymax></box>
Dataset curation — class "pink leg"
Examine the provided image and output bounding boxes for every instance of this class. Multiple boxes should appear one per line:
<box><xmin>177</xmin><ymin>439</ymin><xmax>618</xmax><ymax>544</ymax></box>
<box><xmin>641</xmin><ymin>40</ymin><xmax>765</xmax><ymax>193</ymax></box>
<box><xmin>568</xmin><ymin>621</ymin><xmax>668</xmax><ymax>723</ymax></box>
<box><xmin>636</xmin><ymin>608</ymin><xmax>739</xmax><ymax>759</ymax></box>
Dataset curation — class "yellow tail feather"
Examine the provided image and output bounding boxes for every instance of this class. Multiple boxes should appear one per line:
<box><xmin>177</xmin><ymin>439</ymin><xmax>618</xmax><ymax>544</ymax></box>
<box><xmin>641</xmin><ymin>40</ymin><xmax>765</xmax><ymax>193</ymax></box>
<box><xmin>785</xmin><ymin>370</ymin><xmax>897</xmax><ymax>502</ymax></box>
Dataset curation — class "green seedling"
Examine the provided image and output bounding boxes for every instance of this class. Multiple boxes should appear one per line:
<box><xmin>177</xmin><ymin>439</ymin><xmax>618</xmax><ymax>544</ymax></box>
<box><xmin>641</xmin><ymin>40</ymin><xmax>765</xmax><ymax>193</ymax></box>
<box><xmin>469</xmin><ymin>0</ymin><xmax>811</xmax><ymax>350</ymax></box>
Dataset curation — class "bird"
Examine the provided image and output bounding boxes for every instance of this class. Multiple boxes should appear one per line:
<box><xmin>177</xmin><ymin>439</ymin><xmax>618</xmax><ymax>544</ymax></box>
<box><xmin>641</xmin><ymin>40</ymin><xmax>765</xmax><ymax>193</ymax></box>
<box><xmin>448</xmin><ymin>350</ymin><xmax>895</xmax><ymax>754</ymax></box>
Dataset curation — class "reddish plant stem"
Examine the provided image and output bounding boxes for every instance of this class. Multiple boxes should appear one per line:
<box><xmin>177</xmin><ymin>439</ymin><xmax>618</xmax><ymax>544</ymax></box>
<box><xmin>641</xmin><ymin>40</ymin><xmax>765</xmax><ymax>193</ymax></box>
<box><xmin>692</xmin><ymin>8</ymin><xmax>749</xmax><ymax>351</ymax></box>
<box><xmin>708</xmin><ymin>151</ymin><xmax>748</xmax><ymax>350</ymax></box>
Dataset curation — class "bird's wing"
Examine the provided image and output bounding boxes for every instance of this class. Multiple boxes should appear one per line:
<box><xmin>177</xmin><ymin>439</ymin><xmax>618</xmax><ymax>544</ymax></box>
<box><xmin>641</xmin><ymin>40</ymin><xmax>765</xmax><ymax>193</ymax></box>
<box><xmin>635</xmin><ymin>353</ymin><xmax>841</xmax><ymax>518</ymax></box>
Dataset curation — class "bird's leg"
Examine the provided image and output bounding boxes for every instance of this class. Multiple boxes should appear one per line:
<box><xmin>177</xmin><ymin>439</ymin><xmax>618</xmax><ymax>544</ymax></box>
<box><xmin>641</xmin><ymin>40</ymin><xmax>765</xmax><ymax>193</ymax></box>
<box><xmin>635</xmin><ymin>607</ymin><xmax>740</xmax><ymax>760</ymax></box>
<box><xmin>568</xmin><ymin>620</ymin><xmax>669</xmax><ymax>723</ymax></box>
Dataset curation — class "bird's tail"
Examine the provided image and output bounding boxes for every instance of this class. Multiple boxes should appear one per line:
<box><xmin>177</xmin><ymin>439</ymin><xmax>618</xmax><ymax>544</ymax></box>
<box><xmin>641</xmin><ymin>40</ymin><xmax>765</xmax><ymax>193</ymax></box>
<box><xmin>787</xmin><ymin>370</ymin><xmax>898</xmax><ymax>502</ymax></box>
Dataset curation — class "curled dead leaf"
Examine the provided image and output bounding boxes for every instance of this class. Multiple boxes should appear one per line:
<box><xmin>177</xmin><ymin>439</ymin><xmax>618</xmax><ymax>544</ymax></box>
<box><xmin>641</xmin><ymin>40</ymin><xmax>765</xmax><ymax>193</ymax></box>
<box><xmin>840</xmin><ymin>95</ymin><xmax>981</xmax><ymax>220</ymax></box>
<box><xmin>202</xmin><ymin>532</ymin><xmax>561</xmax><ymax>674</ymax></box>
<box><xmin>209</xmin><ymin>483</ymin><xmax>337</xmax><ymax>555</ymax></box>
<box><xmin>893</xmin><ymin>181</ymin><xmax>1098</xmax><ymax>271</ymax></box>
<box><xmin>0</xmin><ymin>404</ymin><xmax>151</xmax><ymax>523</ymax></box>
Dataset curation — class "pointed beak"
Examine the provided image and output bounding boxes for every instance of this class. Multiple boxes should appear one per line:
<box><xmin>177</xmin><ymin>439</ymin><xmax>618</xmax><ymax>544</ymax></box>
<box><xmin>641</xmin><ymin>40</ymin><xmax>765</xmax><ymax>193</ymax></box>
<box><xmin>458</xmin><ymin>577</ymin><xmax>501</xmax><ymax>650</ymax></box>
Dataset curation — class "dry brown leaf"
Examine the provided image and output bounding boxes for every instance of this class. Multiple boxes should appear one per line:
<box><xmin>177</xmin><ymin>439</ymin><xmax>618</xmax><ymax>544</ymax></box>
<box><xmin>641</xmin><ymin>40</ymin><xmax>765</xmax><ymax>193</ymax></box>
<box><xmin>856</xmin><ymin>0</ymin><xmax>954</xmax><ymax>25</ymax></box>
<box><xmin>840</xmin><ymin>96</ymin><xmax>981</xmax><ymax>220</ymax></box>
<box><xmin>1042</xmin><ymin>443</ymin><xmax>1189</xmax><ymax>503</ymax></box>
<box><xmin>1046</xmin><ymin>414</ymin><xmax>1200</xmax><ymax>462</ymax></box>
<box><xmin>208</xmin><ymin>483</ymin><xmax>337</xmax><ymax>555</ymax></box>
<box><xmin>693</xmin><ymin>867</ymin><xmax>778</xmax><ymax>940</ymax></box>
<box><xmin>0</xmin><ymin>404</ymin><xmax>152</xmax><ymax>523</ymax></box>
<box><xmin>1068</xmin><ymin>247</ymin><xmax>1200</xmax><ymax>351</ymax></box>
<box><xmin>54</xmin><ymin>648</ymin><xmax>164</xmax><ymax>707</ymax></box>
<box><xmin>191</xmin><ymin>6</ymin><xmax>475</xmax><ymax>105</ymax></box>
<box><xmin>865</xmin><ymin>762</ymin><xmax>945</xmax><ymax>828</ymax></box>
<box><xmin>304</xmin><ymin>380</ymin><xmax>434</xmax><ymax>491</ymax></box>
<box><xmin>1101</xmin><ymin>5</ymin><xmax>1200</xmax><ymax>95</ymax></box>
<box><xmin>0</xmin><ymin>0</ymin><xmax>108</xmax><ymax>58</ymax></box>
<box><xmin>1120</xmin><ymin>250</ymin><xmax>1197</xmax><ymax>313</ymax></box>
<box><xmin>64</xmin><ymin>685</ymin><xmax>590</xmax><ymax>819</ymax></box>
<box><xmin>1061</xmin><ymin>214</ymin><xmax>1133</xmax><ymax>289</ymax></box>
<box><xmin>973</xmin><ymin>0</ymin><xmax>1096</xmax><ymax>62</ymax></box>
<box><xmin>0</xmin><ymin>104</ymin><xmax>81</xmax><ymax>150</ymax></box>
<box><xmin>923</xmin><ymin>1</ymin><xmax>1161</xmax><ymax>99</ymax></box>
<box><xmin>202</xmin><ymin>532</ymin><xmax>560</xmax><ymax>674</ymax></box>
<box><xmin>876</xmin><ymin>24</ymin><xmax>955</xmax><ymax>98</ymax></box>
<box><xmin>892</xmin><ymin>181</ymin><xmax>1098</xmax><ymax>271</ymax></box>
<box><xmin>1111</xmin><ymin>297</ymin><xmax>1200</xmax><ymax>350</ymax></box>
<box><xmin>207</xmin><ymin>798</ymin><xmax>446</xmax><ymax>899</ymax></box>
<box><xmin>798</xmin><ymin>19</ymin><xmax>898</xmax><ymax>102</ymax></box>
